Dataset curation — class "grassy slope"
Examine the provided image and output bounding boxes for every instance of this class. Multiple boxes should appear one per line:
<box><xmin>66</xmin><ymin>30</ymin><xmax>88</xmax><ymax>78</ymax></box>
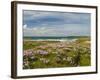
<box><xmin>23</xmin><ymin>37</ymin><xmax>91</xmax><ymax>69</ymax></box>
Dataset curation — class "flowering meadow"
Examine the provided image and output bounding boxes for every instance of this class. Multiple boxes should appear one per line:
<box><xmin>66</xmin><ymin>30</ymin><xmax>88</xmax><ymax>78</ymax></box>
<box><xmin>23</xmin><ymin>37</ymin><xmax>91</xmax><ymax>69</ymax></box>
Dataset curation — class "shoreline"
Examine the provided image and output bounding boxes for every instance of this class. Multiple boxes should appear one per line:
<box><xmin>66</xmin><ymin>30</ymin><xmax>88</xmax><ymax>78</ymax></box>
<box><xmin>23</xmin><ymin>39</ymin><xmax>77</xmax><ymax>42</ymax></box>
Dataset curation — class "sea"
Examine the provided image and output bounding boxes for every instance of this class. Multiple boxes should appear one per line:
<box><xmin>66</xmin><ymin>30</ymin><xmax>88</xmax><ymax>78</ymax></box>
<box><xmin>23</xmin><ymin>36</ymin><xmax>85</xmax><ymax>42</ymax></box>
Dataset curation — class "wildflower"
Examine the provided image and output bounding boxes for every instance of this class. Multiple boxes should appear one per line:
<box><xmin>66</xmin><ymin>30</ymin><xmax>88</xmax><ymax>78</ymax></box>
<box><xmin>36</xmin><ymin>50</ymin><xmax>48</xmax><ymax>55</ymax></box>
<box><xmin>67</xmin><ymin>57</ymin><xmax>72</xmax><ymax>62</ymax></box>
<box><xmin>44</xmin><ymin>59</ymin><xmax>50</xmax><ymax>64</ymax></box>
<box><xmin>23</xmin><ymin>61</ymin><xmax>29</xmax><ymax>69</ymax></box>
<box><xmin>24</xmin><ymin>61</ymin><xmax>29</xmax><ymax>66</ymax></box>
<box><xmin>40</xmin><ymin>58</ymin><xmax>45</xmax><ymax>61</ymax></box>
<box><xmin>40</xmin><ymin>58</ymin><xmax>50</xmax><ymax>64</ymax></box>
<box><xmin>63</xmin><ymin>58</ymin><xmax>67</xmax><ymax>61</ymax></box>
<box><xmin>24</xmin><ymin>49</ymin><xmax>34</xmax><ymax>57</ymax></box>
<box><xmin>29</xmin><ymin>56</ymin><xmax>38</xmax><ymax>61</ymax></box>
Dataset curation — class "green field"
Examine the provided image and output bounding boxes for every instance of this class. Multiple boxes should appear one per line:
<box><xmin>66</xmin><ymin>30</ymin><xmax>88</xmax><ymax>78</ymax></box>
<box><xmin>23</xmin><ymin>37</ymin><xmax>91</xmax><ymax>69</ymax></box>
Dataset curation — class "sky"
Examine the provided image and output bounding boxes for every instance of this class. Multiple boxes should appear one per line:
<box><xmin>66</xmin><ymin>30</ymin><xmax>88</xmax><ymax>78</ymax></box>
<box><xmin>23</xmin><ymin>10</ymin><xmax>91</xmax><ymax>37</ymax></box>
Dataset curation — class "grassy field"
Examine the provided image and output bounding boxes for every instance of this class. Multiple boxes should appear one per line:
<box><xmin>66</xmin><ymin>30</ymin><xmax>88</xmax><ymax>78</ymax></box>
<box><xmin>23</xmin><ymin>37</ymin><xmax>91</xmax><ymax>69</ymax></box>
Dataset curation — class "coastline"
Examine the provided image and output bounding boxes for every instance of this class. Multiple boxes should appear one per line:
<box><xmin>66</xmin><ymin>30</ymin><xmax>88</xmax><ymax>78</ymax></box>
<box><xmin>23</xmin><ymin>39</ymin><xmax>78</xmax><ymax>42</ymax></box>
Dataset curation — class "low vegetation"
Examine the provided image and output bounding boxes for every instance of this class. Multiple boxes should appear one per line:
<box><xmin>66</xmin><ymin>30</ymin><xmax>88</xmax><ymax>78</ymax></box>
<box><xmin>23</xmin><ymin>37</ymin><xmax>91</xmax><ymax>69</ymax></box>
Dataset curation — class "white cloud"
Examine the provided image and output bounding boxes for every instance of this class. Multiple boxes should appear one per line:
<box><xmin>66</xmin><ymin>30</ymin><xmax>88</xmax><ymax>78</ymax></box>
<box><xmin>40</xmin><ymin>27</ymin><xmax>46</xmax><ymax>30</ymax></box>
<box><xmin>23</xmin><ymin>24</ymin><xmax>27</xmax><ymax>29</ymax></box>
<box><xmin>32</xmin><ymin>27</ymin><xmax>38</xmax><ymax>31</ymax></box>
<box><xmin>23</xmin><ymin>24</ymin><xmax>90</xmax><ymax>37</ymax></box>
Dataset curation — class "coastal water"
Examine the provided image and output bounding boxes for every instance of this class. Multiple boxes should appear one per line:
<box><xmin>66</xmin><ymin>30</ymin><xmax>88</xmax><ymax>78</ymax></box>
<box><xmin>23</xmin><ymin>36</ymin><xmax>81</xmax><ymax>41</ymax></box>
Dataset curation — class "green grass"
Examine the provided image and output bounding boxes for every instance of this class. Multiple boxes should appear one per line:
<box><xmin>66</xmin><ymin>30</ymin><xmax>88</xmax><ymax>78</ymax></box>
<box><xmin>23</xmin><ymin>37</ymin><xmax>91</xmax><ymax>69</ymax></box>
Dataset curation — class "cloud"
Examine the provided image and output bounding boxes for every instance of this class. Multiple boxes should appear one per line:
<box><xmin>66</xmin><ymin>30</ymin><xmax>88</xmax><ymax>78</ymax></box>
<box><xmin>23</xmin><ymin>10</ymin><xmax>91</xmax><ymax>37</ymax></box>
<box><xmin>23</xmin><ymin>24</ymin><xmax>90</xmax><ymax>37</ymax></box>
<box><xmin>23</xmin><ymin>10</ymin><xmax>90</xmax><ymax>27</ymax></box>
<box><xmin>32</xmin><ymin>27</ymin><xmax>38</xmax><ymax>31</ymax></box>
<box><xmin>23</xmin><ymin>24</ymin><xmax>27</xmax><ymax>29</ymax></box>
